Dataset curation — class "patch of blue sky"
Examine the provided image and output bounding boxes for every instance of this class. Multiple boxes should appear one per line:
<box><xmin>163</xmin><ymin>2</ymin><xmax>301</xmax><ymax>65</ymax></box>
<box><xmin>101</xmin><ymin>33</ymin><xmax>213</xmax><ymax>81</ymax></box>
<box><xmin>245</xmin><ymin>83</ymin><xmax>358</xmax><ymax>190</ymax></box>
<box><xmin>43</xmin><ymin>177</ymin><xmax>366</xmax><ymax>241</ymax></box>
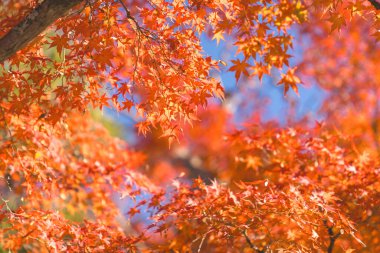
<box><xmin>200</xmin><ymin>26</ymin><xmax>326</xmax><ymax>125</ymax></box>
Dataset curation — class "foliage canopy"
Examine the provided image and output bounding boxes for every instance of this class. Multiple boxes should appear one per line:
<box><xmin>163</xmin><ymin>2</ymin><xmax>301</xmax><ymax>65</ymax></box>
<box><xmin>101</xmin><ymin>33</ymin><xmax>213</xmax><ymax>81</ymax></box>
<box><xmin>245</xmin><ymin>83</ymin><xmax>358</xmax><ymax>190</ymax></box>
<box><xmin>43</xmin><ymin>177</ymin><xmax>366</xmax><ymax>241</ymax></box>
<box><xmin>1</xmin><ymin>0</ymin><xmax>380</xmax><ymax>252</ymax></box>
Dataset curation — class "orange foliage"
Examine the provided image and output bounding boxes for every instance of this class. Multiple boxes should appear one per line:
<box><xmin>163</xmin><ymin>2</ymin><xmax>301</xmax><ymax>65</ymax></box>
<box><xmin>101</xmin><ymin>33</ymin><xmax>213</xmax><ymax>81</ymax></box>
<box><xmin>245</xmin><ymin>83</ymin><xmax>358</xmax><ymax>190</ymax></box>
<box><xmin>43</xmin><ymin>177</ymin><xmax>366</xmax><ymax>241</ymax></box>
<box><xmin>0</xmin><ymin>0</ymin><xmax>380</xmax><ymax>252</ymax></box>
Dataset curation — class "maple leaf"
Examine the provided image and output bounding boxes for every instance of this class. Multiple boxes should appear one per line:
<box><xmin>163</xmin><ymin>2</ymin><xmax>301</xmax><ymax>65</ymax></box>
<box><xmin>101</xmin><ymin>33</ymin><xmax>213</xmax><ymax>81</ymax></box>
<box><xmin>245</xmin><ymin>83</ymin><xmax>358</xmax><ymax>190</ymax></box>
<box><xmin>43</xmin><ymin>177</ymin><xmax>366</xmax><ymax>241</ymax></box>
<box><xmin>329</xmin><ymin>15</ymin><xmax>346</xmax><ymax>32</ymax></box>
<box><xmin>127</xmin><ymin>207</ymin><xmax>140</xmax><ymax>217</ymax></box>
<box><xmin>252</xmin><ymin>62</ymin><xmax>271</xmax><ymax>81</ymax></box>
<box><xmin>229</xmin><ymin>59</ymin><xmax>251</xmax><ymax>81</ymax></box>
<box><xmin>48</xmin><ymin>35</ymin><xmax>69</xmax><ymax>56</ymax></box>
<box><xmin>277</xmin><ymin>67</ymin><xmax>301</xmax><ymax>95</ymax></box>
<box><xmin>212</xmin><ymin>30</ymin><xmax>225</xmax><ymax>45</ymax></box>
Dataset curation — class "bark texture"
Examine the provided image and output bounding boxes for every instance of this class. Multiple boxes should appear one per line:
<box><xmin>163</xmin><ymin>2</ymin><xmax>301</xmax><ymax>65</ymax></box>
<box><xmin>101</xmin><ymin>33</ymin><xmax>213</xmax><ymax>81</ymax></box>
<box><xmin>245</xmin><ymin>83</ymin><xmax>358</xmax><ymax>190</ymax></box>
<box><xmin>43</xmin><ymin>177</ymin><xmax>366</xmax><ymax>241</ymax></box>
<box><xmin>0</xmin><ymin>0</ymin><xmax>83</xmax><ymax>63</ymax></box>
<box><xmin>369</xmin><ymin>0</ymin><xmax>380</xmax><ymax>9</ymax></box>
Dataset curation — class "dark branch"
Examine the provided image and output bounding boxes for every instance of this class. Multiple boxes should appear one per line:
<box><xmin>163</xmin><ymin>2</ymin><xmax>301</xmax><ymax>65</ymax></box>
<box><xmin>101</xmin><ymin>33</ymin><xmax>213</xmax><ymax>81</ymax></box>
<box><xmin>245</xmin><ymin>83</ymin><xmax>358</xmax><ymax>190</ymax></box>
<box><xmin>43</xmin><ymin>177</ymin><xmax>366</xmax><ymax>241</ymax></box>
<box><xmin>117</xmin><ymin>0</ymin><xmax>155</xmax><ymax>39</ymax></box>
<box><xmin>242</xmin><ymin>230</ymin><xmax>266</xmax><ymax>253</ymax></box>
<box><xmin>369</xmin><ymin>0</ymin><xmax>380</xmax><ymax>10</ymax></box>
<box><xmin>323</xmin><ymin>220</ymin><xmax>341</xmax><ymax>253</ymax></box>
<box><xmin>0</xmin><ymin>0</ymin><xmax>83</xmax><ymax>63</ymax></box>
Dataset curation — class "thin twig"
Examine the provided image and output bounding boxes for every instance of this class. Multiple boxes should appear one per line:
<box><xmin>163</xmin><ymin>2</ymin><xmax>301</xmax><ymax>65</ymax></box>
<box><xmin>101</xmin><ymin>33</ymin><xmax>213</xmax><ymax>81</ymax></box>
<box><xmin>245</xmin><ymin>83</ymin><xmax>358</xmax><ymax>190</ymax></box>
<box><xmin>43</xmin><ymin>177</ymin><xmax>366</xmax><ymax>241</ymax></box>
<box><xmin>117</xmin><ymin>0</ymin><xmax>154</xmax><ymax>39</ymax></box>
<box><xmin>243</xmin><ymin>229</ymin><xmax>255</xmax><ymax>249</ymax></box>
<box><xmin>242</xmin><ymin>229</ymin><xmax>266</xmax><ymax>253</ymax></box>
<box><xmin>22</xmin><ymin>229</ymin><xmax>36</xmax><ymax>238</ymax></box>
<box><xmin>190</xmin><ymin>229</ymin><xmax>213</xmax><ymax>252</ymax></box>
<box><xmin>1</xmin><ymin>195</ymin><xmax>16</xmax><ymax>215</ymax></box>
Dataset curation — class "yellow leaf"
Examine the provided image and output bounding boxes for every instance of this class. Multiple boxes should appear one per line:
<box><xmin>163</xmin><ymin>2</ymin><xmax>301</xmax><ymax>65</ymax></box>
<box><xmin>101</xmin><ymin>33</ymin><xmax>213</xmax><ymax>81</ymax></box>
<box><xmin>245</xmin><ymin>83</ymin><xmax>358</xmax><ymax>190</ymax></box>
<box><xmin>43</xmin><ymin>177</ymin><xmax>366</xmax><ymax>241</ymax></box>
<box><xmin>212</xmin><ymin>30</ymin><xmax>225</xmax><ymax>45</ymax></box>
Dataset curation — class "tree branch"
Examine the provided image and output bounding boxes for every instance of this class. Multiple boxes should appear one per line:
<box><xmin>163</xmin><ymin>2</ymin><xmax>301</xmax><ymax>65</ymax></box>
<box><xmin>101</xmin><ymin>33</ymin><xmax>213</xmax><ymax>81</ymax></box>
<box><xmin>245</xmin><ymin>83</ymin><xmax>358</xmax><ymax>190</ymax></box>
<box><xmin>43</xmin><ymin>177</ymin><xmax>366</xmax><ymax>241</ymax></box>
<box><xmin>0</xmin><ymin>0</ymin><xmax>83</xmax><ymax>63</ymax></box>
<box><xmin>323</xmin><ymin>220</ymin><xmax>341</xmax><ymax>253</ymax></box>
<box><xmin>242</xmin><ymin>230</ymin><xmax>266</xmax><ymax>253</ymax></box>
<box><xmin>117</xmin><ymin>0</ymin><xmax>155</xmax><ymax>39</ymax></box>
<box><xmin>369</xmin><ymin>0</ymin><xmax>380</xmax><ymax>10</ymax></box>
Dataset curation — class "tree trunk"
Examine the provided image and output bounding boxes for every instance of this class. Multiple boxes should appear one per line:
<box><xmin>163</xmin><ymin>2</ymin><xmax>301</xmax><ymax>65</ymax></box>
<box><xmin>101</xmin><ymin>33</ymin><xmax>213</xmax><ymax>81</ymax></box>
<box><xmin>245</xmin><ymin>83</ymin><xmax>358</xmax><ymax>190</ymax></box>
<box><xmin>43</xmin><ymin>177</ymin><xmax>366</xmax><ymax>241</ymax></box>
<box><xmin>0</xmin><ymin>0</ymin><xmax>83</xmax><ymax>63</ymax></box>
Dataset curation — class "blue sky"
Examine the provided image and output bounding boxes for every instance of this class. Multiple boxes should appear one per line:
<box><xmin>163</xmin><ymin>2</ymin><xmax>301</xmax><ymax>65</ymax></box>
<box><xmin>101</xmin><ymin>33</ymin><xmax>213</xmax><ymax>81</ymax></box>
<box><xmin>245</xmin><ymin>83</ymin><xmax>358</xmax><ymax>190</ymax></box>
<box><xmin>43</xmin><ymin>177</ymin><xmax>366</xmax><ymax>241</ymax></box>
<box><xmin>199</xmin><ymin>32</ymin><xmax>326</xmax><ymax>126</ymax></box>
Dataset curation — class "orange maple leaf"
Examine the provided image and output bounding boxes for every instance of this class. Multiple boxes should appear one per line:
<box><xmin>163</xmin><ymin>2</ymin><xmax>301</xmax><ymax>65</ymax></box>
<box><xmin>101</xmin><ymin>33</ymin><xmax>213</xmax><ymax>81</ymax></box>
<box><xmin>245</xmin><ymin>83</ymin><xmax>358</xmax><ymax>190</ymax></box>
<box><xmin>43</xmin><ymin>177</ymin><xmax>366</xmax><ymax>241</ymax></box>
<box><xmin>229</xmin><ymin>59</ymin><xmax>251</xmax><ymax>81</ymax></box>
<box><xmin>277</xmin><ymin>67</ymin><xmax>301</xmax><ymax>95</ymax></box>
